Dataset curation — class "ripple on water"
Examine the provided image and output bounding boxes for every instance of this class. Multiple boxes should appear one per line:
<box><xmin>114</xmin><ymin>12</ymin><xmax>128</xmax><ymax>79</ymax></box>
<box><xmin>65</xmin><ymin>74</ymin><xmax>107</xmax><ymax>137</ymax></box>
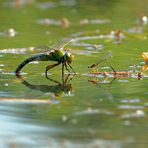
<box><xmin>0</xmin><ymin>55</ymin><xmax>4</xmax><ymax>57</ymax></box>
<box><xmin>70</xmin><ymin>42</ymin><xmax>104</xmax><ymax>50</ymax></box>
<box><xmin>37</xmin><ymin>0</ymin><xmax>76</xmax><ymax>10</ymax></box>
<box><xmin>0</xmin><ymin>113</ymin><xmax>61</xmax><ymax>148</ymax></box>
<box><xmin>118</xmin><ymin>105</ymin><xmax>144</xmax><ymax>110</ymax></box>
<box><xmin>127</xmin><ymin>26</ymin><xmax>144</xmax><ymax>33</ymax></box>
<box><xmin>120</xmin><ymin>98</ymin><xmax>141</xmax><ymax>103</ymax></box>
<box><xmin>1</xmin><ymin>72</ymin><xmax>27</xmax><ymax>75</ymax></box>
<box><xmin>80</xmin><ymin>18</ymin><xmax>111</xmax><ymax>25</ymax></box>
<box><xmin>0</xmin><ymin>47</ymin><xmax>36</xmax><ymax>54</ymax></box>
<box><xmin>74</xmin><ymin>108</ymin><xmax>114</xmax><ymax>116</ymax></box>
<box><xmin>0</xmin><ymin>91</ymin><xmax>11</xmax><ymax>98</ymax></box>
<box><xmin>144</xmin><ymin>103</ymin><xmax>148</xmax><ymax>107</ymax></box>
<box><xmin>120</xmin><ymin>110</ymin><xmax>145</xmax><ymax>119</ymax></box>
<box><xmin>37</xmin><ymin>18</ymin><xmax>61</xmax><ymax>26</ymax></box>
<box><xmin>0</xmin><ymin>135</ymin><xmax>122</xmax><ymax>148</ymax></box>
<box><xmin>0</xmin><ymin>98</ymin><xmax>51</xmax><ymax>105</ymax></box>
<box><xmin>36</xmin><ymin>2</ymin><xmax>56</xmax><ymax>9</ymax></box>
<box><xmin>117</xmin><ymin>80</ymin><xmax>129</xmax><ymax>83</ymax></box>
<box><xmin>0</xmin><ymin>64</ymin><xmax>5</xmax><ymax>67</ymax></box>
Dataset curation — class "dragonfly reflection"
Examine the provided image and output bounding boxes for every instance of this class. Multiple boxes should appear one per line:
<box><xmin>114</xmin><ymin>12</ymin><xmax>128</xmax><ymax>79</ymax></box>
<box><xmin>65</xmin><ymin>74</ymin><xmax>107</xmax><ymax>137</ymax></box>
<box><xmin>16</xmin><ymin>74</ymin><xmax>74</xmax><ymax>98</ymax></box>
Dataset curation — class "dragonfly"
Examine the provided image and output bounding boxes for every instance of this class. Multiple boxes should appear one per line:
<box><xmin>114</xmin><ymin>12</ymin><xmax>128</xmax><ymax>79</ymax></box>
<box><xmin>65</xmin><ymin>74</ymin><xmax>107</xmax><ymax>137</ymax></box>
<box><xmin>88</xmin><ymin>51</ymin><xmax>143</xmax><ymax>79</ymax></box>
<box><xmin>15</xmin><ymin>39</ymin><xmax>76</xmax><ymax>77</ymax></box>
<box><xmin>88</xmin><ymin>51</ymin><xmax>116</xmax><ymax>72</ymax></box>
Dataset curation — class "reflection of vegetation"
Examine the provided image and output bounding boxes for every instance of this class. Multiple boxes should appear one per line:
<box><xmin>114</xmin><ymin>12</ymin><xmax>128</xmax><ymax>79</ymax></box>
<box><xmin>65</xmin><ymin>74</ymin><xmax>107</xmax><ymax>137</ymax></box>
<box><xmin>16</xmin><ymin>74</ymin><xmax>74</xmax><ymax>97</ymax></box>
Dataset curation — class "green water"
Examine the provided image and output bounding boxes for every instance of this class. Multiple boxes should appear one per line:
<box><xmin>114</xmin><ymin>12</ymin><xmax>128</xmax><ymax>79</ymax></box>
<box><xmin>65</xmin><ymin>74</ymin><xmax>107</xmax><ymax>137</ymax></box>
<box><xmin>0</xmin><ymin>0</ymin><xmax>148</xmax><ymax>147</ymax></box>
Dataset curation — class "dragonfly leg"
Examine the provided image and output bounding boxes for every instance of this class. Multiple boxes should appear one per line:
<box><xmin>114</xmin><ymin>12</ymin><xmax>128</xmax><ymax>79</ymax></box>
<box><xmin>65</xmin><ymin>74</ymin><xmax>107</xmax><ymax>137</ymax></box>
<box><xmin>45</xmin><ymin>63</ymin><xmax>60</xmax><ymax>78</ymax></box>
<box><xmin>62</xmin><ymin>62</ymin><xmax>65</xmax><ymax>78</ymax></box>
<box><xmin>106</xmin><ymin>60</ymin><xmax>116</xmax><ymax>73</ymax></box>
<box><xmin>89</xmin><ymin>58</ymin><xmax>116</xmax><ymax>73</ymax></box>
<box><xmin>88</xmin><ymin>51</ymin><xmax>112</xmax><ymax>68</ymax></box>
<box><xmin>67</xmin><ymin>62</ymin><xmax>76</xmax><ymax>74</ymax></box>
<box><xmin>64</xmin><ymin>63</ymin><xmax>71</xmax><ymax>73</ymax></box>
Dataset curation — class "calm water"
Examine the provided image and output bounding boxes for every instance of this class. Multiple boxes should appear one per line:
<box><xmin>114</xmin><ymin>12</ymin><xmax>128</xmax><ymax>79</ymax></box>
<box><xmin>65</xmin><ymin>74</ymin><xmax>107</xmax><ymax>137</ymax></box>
<box><xmin>0</xmin><ymin>0</ymin><xmax>148</xmax><ymax>147</ymax></box>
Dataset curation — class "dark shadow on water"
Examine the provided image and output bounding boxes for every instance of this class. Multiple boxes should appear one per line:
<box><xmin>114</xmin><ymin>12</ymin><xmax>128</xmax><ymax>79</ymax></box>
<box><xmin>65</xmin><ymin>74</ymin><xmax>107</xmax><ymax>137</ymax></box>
<box><xmin>16</xmin><ymin>74</ymin><xmax>74</xmax><ymax>97</ymax></box>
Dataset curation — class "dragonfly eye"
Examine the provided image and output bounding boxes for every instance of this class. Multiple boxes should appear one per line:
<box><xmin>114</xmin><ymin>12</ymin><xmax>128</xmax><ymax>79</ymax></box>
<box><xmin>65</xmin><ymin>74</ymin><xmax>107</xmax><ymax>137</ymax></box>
<box><xmin>65</xmin><ymin>53</ymin><xmax>74</xmax><ymax>63</ymax></box>
<box><xmin>68</xmin><ymin>54</ymin><xmax>74</xmax><ymax>63</ymax></box>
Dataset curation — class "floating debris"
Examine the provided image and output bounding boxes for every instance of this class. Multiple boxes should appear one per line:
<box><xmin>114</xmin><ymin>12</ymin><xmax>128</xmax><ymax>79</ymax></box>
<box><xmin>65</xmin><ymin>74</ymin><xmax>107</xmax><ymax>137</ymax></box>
<box><xmin>61</xmin><ymin>17</ymin><xmax>70</xmax><ymax>28</ymax></box>
<box><xmin>5</xmin><ymin>28</ymin><xmax>17</xmax><ymax>37</ymax></box>
<box><xmin>141</xmin><ymin>15</ymin><xmax>148</xmax><ymax>25</ymax></box>
<box><xmin>62</xmin><ymin>115</ymin><xmax>68</xmax><ymax>122</ymax></box>
<box><xmin>4</xmin><ymin>83</ymin><xmax>9</xmax><ymax>86</ymax></box>
<box><xmin>0</xmin><ymin>28</ymin><xmax>17</xmax><ymax>37</ymax></box>
<box><xmin>85</xmin><ymin>71</ymin><xmax>132</xmax><ymax>78</ymax></box>
<box><xmin>116</xmin><ymin>30</ymin><xmax>122</xmax><ymax>45</ymax></box>
<box><xmin>37</xmin><ymin>18</ymin><xmax>70</xmax><ymax>28</ymax></box>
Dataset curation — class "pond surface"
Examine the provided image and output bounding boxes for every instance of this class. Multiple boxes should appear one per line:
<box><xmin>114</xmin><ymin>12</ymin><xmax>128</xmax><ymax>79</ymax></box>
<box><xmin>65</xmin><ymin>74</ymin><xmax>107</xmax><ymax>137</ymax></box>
<box><xmin>0</xmin><ymin>0</ymin><xmax>148</xmax><ymax>147</ymax></box>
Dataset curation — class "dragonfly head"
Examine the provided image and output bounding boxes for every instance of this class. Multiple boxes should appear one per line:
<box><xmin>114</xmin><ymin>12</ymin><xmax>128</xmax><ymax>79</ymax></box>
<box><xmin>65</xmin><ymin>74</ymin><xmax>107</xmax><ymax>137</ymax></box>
<box><xmin>64</xmin><ymin>53</ymin><xmax>74</xmax><ymax>63</ymax></box>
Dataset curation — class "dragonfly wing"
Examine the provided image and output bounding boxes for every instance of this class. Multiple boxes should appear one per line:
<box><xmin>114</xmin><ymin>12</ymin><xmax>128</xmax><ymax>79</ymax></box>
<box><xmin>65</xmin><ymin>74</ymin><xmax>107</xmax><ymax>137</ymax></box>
<box><xmin>35</xmin><ymin>45</ymin><xmax>56</xmax><ymax>54</ymax></box>
<box><xmin>88</xmin><ymin>51</ymin><xmax>113</xmax><ymax>68</ymax></box>
<box><xmin>31</xmin><ymin>39</ymin><xmax>74</xmax><ymax>55</ymax></box>
<box><xmin>53</xmin><ymin>38</ymin><xmax>74</xmax><ymax>50</ymax></box>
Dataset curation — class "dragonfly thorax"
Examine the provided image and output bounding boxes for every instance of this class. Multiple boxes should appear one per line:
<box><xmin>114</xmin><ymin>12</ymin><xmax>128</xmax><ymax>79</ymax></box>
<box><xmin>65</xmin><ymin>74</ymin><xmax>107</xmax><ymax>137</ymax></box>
<box><xmin>63</xmin><ymin>53</ymin><xmax>74</xmax><ymax>63</ymax></box>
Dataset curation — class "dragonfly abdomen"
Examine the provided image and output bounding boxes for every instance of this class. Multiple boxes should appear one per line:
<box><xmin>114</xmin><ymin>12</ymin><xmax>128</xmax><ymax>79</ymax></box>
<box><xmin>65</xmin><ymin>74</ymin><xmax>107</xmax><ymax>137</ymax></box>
<box><xmin>15</xmin><ymin>56</ymin><xmax>37</xmax><ymax>73</ymax></box>
<box><xmin>15</xmin><ymin>54</ymin><xmax>59</xmax><ymax>73</ymax></box>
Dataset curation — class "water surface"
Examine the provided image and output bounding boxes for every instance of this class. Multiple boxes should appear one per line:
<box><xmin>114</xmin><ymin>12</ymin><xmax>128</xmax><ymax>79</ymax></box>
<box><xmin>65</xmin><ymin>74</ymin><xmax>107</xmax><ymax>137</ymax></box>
<box><xmin>0</xmin><ymin>0</ymin><xmax>148</xmax><ymax>147</ymax></box>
